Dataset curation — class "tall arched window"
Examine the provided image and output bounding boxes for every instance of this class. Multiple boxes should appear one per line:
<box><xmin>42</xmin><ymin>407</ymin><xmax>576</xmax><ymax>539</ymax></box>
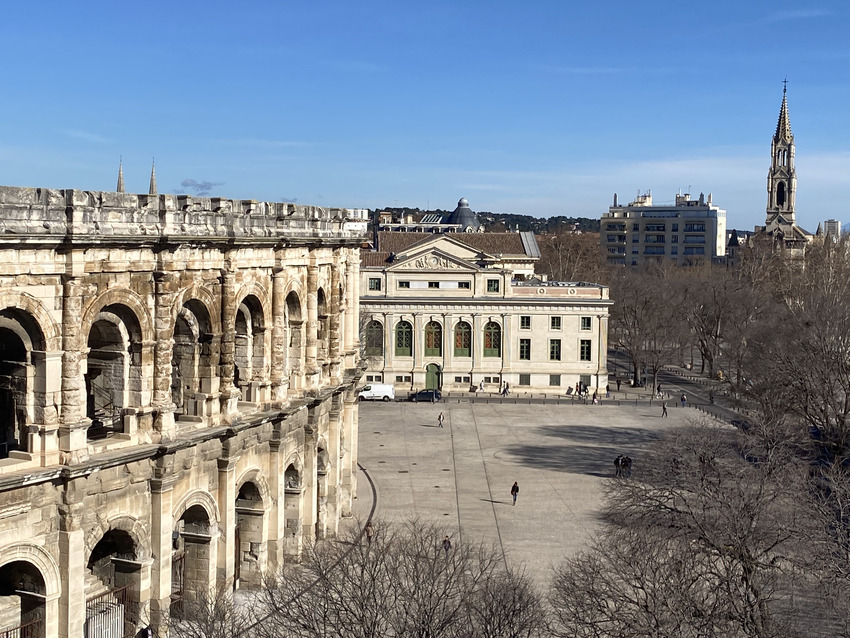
<box><xmin>483</xmin><ymin>322</ymin><xmax>501</xmax><ymax>357</ymax></box>
<box><xmin>454</xmin><ymin>322</ymin><xmax>471</xmax><ymax>357</ymax></box>
<box><xmin>395</xmin><ymin>321</ymin><xmax>413</xmax><ymax>357</ymax></box>
<box><xmin>363</xmin><ymin>320</ymin><xmax>384</xmax><ymax>357</ymax></box>
<box><xmin>777</xmin><ymin>181</ymin><xmax>786</xmax><ymax>207</ymax></box>
<box><xmin>424</xmin><ymin>321</ymin><xmax>442</xmax><ymax>357</ymax></box>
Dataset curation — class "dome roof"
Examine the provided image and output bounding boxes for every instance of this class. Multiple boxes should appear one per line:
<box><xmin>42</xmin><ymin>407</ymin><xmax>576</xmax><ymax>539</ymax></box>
<box><xmin>446</xmin><ymin>197</ymin><xmax>481</xmax><ymax>232</ymax></box>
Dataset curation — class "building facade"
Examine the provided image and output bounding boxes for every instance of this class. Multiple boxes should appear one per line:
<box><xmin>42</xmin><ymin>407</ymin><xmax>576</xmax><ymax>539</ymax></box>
<box><xmin>601</xmin><ymin>192</ymin><xmax>727</xmax><ymax>266</ymax></box>
<box><xmin>361</xmin><ymin>229</ymin><xmax>611</xmax><ymax>394</ymax></box>
<box><xmin>0</xmin><ymin>183</ymin><xmax>366</xmax><ymax>637</ymax></box>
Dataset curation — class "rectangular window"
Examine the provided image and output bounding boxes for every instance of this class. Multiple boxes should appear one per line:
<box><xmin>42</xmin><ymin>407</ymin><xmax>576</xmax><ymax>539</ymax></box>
<box><xmin>684</xmin><ymin>246</ymin><xmax>705</xmax><ymax>255</ymax></box>
<box><xmin>550</xmin><ymin>339</ymin><xmax>562</xmax><ymax>361</ymax></box>
<box><xmin>644</xmin><ymin>246</ymin><xmax>665</xmax><ymax>255</ymax></box>
<box><xmin>519</xmin><ymin>338</ymin><xmax>531</xmax><ymax>360</ymax></box>
<box><xmin>398</xmin><ymin>281</ymin><xmax>410</xmax><ymax>289</ymax></box>
<box><xmin>672</xmin><ymin>223</ymin><xmax>678</xmax><ymax>231</ymax></box>
<box><xmin>671</xmin><ymin>246</ymin><xmax>678</xmax><ymax>255</ymax></box>
<box><xmin>606</xmin><ymin>223</ymin><xmax>625</xmax><ymax>232</ymax></box>
<box><xmin>671</xmin><ymin>235</ymin><xmax>678</xmax><ymax>243</ymax></box>
<box><xmin>454</xmin><ymin>376</ymin><xmax>462</xmax><ymax>383</ymax></box>
<box><xmin>632</xmin><ymin>223</ymin><xmax>639</xmax><ymax>231</ymax></box>
<box><xmin>550</xmin><ymin>316</ymin><xmax>561</xmax><ymax>330</ymax></box>
<box><xmin>462</xmin><ymin>376</ymin><xmax>470</xmax><ymax>383</ymax></box>
<box><xmin>580</xmin><ymin>374</ymin><xmax>591</xmax><ymax>388</ymax></box>
<box><xmin>683</xmin><ymin>236</ymin><xmax>706</xmax><ymax>244</ymax></box>
<box><xmin>368</xmin><ymin>278</ymin><xmax>381</xmax><ymax>291</ymax></box>
<box><xmin>580</xmin><ymin>316</ymin><xmax>591</xmax><ymax>331</ymax></box>
<box><xmin>487</xmin><ymin>279</ymin><xmax>500</xmax><ymax>292</ymax></box>
<box><xmin>395</xmin><ymin>375</ymin><xmax>404</xmax><ymax>382</ymax></box>
<box><xmin>518</xmin><ymin>374</ymin><xmax>531</xmax><ymax>386</ymax></box>
<box><xmin>684</xmin><ymin>223</ymin><xmax>706</xmax><ymax>232</ymax></box>
<box><xmin>580</xmin><ymin>339</ymin><xmax>592</xmax><ymax>361</ymax></box>
<box><xmin>520</xmin><ymin>316</ymin><xmax>531</xmax><ymax>330</ymax></box>
<box><xmin>632</xmin><ymin>236</ymin><xmax>639</xmax><ymax>243</ymax></box>
<box><xmin>428</xmin><ymin>281</ymin><xmax>440</xmax><ymax>288</ymax></box>
<box><xmin>458</xmin><ymin>281</ymin><xmax>470</xmax><ymax>289</ymax></box>
<box><xmin>549</xmin><ymin>374</ymin><xmax>561</xmax><ymax>387</ymax></box>
<box><xmin>645</xmin><ymin>223</ymin><xmax>666</xmax><ymax>232</ymax></box>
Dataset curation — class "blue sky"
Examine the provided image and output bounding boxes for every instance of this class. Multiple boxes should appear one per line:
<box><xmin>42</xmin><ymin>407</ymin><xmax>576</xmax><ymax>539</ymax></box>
<box><xmin>1</xmin><ymin>1</ymin><xmax>847</xmax><ymax>231</ymax></box>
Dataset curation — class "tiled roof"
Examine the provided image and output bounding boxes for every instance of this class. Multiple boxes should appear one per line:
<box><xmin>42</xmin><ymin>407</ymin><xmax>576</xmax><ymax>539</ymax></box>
<box><xmin>361</xmin><ymin>252</ymin><xmax>392</xmax><ymax>267</ymax></box>
<box><xmin>373</xmin><ymin>231</ymin><xmax>531</xmax><ymax>257</ymax></box>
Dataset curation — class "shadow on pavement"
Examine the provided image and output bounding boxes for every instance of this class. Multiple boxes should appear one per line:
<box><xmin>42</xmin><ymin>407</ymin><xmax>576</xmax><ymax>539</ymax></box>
<box><xmin>503</xmin><ymin>425</ymin><xmax>660</xmax><ymax>477</ymax></box>
<box><xmin>479</xmin><ymin>498</ymin><xmax>510</xmax><ymax>505</ymax></box>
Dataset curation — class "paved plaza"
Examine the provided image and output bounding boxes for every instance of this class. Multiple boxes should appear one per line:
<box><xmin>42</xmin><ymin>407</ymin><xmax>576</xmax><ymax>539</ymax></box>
<box><xmin>352</xmin><ymin>396</ymin><xmax>705</xmax><ymax>591</ymax></box>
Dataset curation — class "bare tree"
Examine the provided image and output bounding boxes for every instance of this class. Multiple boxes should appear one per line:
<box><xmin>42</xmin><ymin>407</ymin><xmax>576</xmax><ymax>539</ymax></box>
<box><xmin>537</xmin><ymin>233</ymin><xmax>609</xmax><ymax>284</ymax></box>
<box><xmin>257</xmin><ymin>519</ymin><xmax>545</xmax><ymax>638</ymax></box>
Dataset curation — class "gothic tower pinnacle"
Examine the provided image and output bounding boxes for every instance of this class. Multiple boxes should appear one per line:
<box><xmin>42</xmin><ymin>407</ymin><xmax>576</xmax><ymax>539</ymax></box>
<box><xmin>766</xmin><ymin>81</ymin><xmax>796</xmax><ymax>225</ymax></box>
<box><xmin>116</xmin><ymin>157</ymin><xmax>125</xmax><ymax>193</ymax></box>
<box><xmin>149</xmin><ymin>159</ymin><xmax>157</xmax><ymax>196</ymax></box>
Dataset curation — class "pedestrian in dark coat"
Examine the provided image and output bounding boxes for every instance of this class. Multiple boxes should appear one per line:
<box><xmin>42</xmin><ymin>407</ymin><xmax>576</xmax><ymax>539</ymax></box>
<box><xmin>511</xmin><ymin>482</ymin><xmax>519</xmax><ymax>505</ymax></box>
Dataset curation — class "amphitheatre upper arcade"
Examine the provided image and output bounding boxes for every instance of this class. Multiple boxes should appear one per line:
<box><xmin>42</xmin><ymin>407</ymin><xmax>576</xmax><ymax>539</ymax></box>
<box><xmin>0</xmin><ymin>183</ymin><xmax>368</xmax><ymax>637</ymax></box>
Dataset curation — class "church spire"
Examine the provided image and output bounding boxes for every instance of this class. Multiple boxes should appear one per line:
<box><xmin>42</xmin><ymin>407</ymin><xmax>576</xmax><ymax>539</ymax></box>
<box><xmin>774</xmin><ymin>79</ymin><xmax>792</xmax><ymax>143</ymax></box>
<box><xmin>116</xmin><ymin>157</ymin><xmax>125</xmax><ymax>193</ymax></box>
<box><xmin>148</xmin><ymin>159</ymin><xmax>157</xmax><ymax>196</ymax></box>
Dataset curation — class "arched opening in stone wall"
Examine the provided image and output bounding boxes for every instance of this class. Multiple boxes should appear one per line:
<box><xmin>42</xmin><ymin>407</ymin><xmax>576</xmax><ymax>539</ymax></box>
<box><xmin>234</xmin><ymin>481</ymin><xmax>266</xmax><ymax>589</ymax></box>
<box><xmin>0</xmin><ymin>308</ymin><xmax>46</xmax><ymax>458</ymax></box>
<box><xmin>0</xmin><ymin>560</ymin><xmax>46</xmax><ymax>637</ymax></box>
<box><xmin>85</xmin><ymin>305</ymin><xmax>142</xmax><ymax>440</ymax></box>
<box><xmin>317</xmin><ymin>288</ymin><xmax>329</xmax><ymax>375</ymax></box>
<box><xmin>85</xmin><ymin>529</ymin><xmax>140</xmax><ymax>635</ymax></box>
<box><xmin>285</xmin><ymin>292</ymin><xmax>303</xmax><ymax>390</ymax></box>
<box><xmin>234</xmin><ymin>295</ymin><xmax>266</xmax><ymax>403</ymax></box>
<box><xmin>172</xmin><ymin>301</ymin><xmax>214</xmax><ymax>418</ymax></box>
<box><xmin>171</xmin><ymin>505</ymin><xmax>213</xmax><ymax>619</ymax></box>
<box><xmin>315</xmin><ymin>446</ymin><xmax>330</xmax><ymax>539</ymax></box>
<box><xmin>283</xmin><ymin>463</ymin><xmax>303</xmax><ymax>556</ymax></box>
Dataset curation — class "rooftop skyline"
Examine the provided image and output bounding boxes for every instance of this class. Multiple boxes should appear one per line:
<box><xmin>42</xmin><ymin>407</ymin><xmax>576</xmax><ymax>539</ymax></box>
<box><xmin>0</xmin><ymin>1</ymin><xmax>847</xmax><ymax>231</ymax></box>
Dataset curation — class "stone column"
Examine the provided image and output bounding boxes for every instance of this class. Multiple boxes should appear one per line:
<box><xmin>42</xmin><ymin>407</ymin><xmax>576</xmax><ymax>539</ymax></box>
<box><xmin>339</xmin><ymin>387</ymin><xmax>358</xmax><ymax>517</ymax></box>
<box><xmin>270</xmin><ymin>267</ymin><xmax>288</xmax><ymax>404</ymax></box>
<box><xmin>411</xmin><ymin>313</ymin><xmax>421</xmax><ymax>387</ymax></box>
<box><xmin>323</xmin><ymin>395</ymin><xmax>342</xmax><ymax>537</ymax></box>
<box><xmin>217</xmin><ymin>455</ymin><xmax>239</xmax><ymax>590</ymax></box>
<box><xmin>305</xmin><ymin>264</ymin><xmax>320</xmax><ymax>387</ymax></box>
<box><xmin>597</xmin><ymin>314</ymin><xmax>608</xmax><ymax>391</ymax></box>
<box><xmin>350</xmin><ymin>257</ymin><xmax>361</xmax><ymax>357</ymax></box>
<box><xmin>501</xmin><ymin>312</ymin><xmax>511</xmax><ymax>374</ymax></box>
<box><xmin>266</xmin><ymin>434</ymin><xmax>285</xmax><ymax>570</ymax></box>
<box><xmin>153</xmin><ymin>271</ymin><xmax>176</xmax><ymax>441</ymax></box>
<box><xmin>149</xmin><ymin>464</ymin><xmax>176</xmax><ymax>634</ymax></box>
<box><xmin>219</xmin><ymin>268</ymin><xmax>239</xmax><ymax>417</ymax></box>
<box><xmin>302</xmin><ymin>409</ymin><xmax>319</xmax><ymax>543</ymax></box>
<box><xmin>383</xmin><ymin>313</ymin><xmax>393</xmax><ymax>378</ymax></box>
<box><xmin>58</xmin><ymin>480</ymin><xmax>85</xmax><ymax>638</ymax></box>
<box><xmin>59</xmin><ymin>275</ymin><xmax>88</xmax><ymax>464</ymax></box>
<box><xmin>344</xmin><ymin>257</ymin><xmax>357</xmax><ymax>369</ymax></box>
<box><xmin>36</xmin><ymin>350</ymin><xmax>62</xmax><ymax>466</ymax></box>
<box><xmin>328</xmin><ymin>261</ymin><xmax>342</xmax><ymax>380</ymax></box>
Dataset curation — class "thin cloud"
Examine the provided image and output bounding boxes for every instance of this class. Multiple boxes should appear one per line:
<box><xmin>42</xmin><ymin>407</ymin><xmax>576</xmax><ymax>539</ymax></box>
<box><xmin>766</xmin><ymin>9</ymin><xmax>832</xmax><ymax>21</ymax></box>
<box><xmin>63</xmin><ymin>129</ymin><xmax>111</xmax><ymax>144</ymax></box>
<box><xmin>176</xmin><ymin>178</ymin><xmax>225</xmax><ymax>197</ymax></box>
<box><xmin>279</xmin><ymin>197</ymin><xmax>298</xmax><ymax>203</ymax></box>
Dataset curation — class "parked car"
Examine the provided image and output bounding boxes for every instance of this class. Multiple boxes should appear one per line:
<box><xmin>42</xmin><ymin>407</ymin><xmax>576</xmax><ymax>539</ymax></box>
<box><xmin>408</xmin><ymin>389</ymin><xmax>442</xmax><ymax>402</ymax></box>
<box><xmin>358</xmin><ymin>383</ymin><xmax>395</xmax><ymax>402</ymax></box>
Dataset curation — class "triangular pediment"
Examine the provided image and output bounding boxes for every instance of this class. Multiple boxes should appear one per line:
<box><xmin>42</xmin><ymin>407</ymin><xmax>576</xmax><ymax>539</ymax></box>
<box><xmin>388</xmin><ymin>248</ymin><xmax>481</xmax><ymax>272</ymax></box>
<box><xmin>393</xmin><ymin>234</ymin><xmax>496</xmax><ymax>264</ymax></box>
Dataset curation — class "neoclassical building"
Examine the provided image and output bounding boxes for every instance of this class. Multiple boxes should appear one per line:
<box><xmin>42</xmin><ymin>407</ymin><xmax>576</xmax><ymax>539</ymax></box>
<box><xmin>0</xmin><ymin>179</ymin><xmax>366</xmax><ymax>637</ymax></box>
<box><xmin>361</xmin><ymin>220</ymin><xmax>611</xmax><ymax>394</ymax></box>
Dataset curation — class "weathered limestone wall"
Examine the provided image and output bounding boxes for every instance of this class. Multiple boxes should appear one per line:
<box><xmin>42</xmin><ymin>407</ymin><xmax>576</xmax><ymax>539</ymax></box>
<box><xmin>0</xmin><ymin>185</ymin><xmax>366</xmax><ymax>637</ymax></box>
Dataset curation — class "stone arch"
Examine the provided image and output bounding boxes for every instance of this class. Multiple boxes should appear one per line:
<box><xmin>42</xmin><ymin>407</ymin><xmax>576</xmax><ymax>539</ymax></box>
<box><xmin>284</xmin><ymin>287</ymin><xmax>305</xmax><ymax>387</ymax></box>
<box><xmin>85</xmin><ymin>514</ymin><xmax>151</xmax><ymax>562</ymax></box>
<box><xmin>79</xmin><ymin>288</ymin><xmax>154</xmax><ymax>345</ymax></box>
<box><xmin>234</xmin><ymin>291</ymin><xmax>269</xmax><ymax>401</ymax></box>
<box><xmin>173</xmin><ymin>489</ymin><xmax>221</xmax><ymax>525</ymax></box>
<box><xmin>0</xmin><ymin>544</ymin><xmax>61</xmax><ymax>599</ymax></box>
<box><xmin>233</xmin><ymin>281</ymin><xmax>272</xmax><ymax>323</ymax></box>
<box><xmin>235</xmin><ymin>468</ymin><xmax>271</xmax><ymax>508</ymax></box>
<box><xmin>0</xmin><ymin>292</ymin><xmax>60</xmax><ymax>352</ymax></box>
<box><xmin>169</xmin><ymin>284</ymin><xmax>222</xmax><ymax>337</ymax></box>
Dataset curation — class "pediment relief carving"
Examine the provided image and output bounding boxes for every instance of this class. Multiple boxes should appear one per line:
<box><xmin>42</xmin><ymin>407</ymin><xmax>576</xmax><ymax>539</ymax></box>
<box><xmin>391</xmin><ymin>251</ymin><xmax>478</xmax><ymax>272</ymax></box>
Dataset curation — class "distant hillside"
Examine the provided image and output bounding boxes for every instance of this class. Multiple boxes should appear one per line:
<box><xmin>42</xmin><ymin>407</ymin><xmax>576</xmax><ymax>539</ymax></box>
<box><xmin>374</xmin><ymin>207</ymin><xmax>600</xmax><ymax>234</ymax></box>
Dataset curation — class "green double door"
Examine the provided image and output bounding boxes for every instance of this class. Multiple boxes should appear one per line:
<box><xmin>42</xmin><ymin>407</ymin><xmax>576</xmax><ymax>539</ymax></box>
<box><xmin>425</xmin><ymin>364</ymin><xmax>441</xmax><ymax>390</ymax></box>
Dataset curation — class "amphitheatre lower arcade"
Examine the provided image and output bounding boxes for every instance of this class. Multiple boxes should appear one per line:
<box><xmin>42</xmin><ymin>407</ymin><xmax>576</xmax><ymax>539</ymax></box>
<box><xmin>0</xmin><ymin>184</ymin><xmax>368</xmax><ymax>637</ymax></box>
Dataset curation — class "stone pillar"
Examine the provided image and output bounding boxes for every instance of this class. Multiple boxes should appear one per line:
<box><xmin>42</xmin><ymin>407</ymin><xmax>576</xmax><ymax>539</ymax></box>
<box><xmin>302</xmin><ymin>410</ymin><xmax>319</xmax><ymax>543</ymax></box>
<box><xmin>59</xmin><ymin>276</ymin><xmax>88</xmax><ymax>464</ymax></box>
<box><xmin>501</xmin><ymin>312</ymin><xmax>511</xmax><ymax>374</ymax></box>
<box><xmin>149</xmin><ymin>460</ymin><xmax>176</xmax><ymax>633</ymax></box>
<box><xmin>219</xmin><ymin>269</ymin><xmax>239</xmax><ymax>417</ymax></box>
<box><xmin>153</xmin><ymin>271</ymin><xmax>176</xmax><ymax>441</ymax></box>
<box><xmin>270</xmin><ymin>267</ymin><xmax>288</xmax><ymax>403</ymax></box>
<box><xmin>597</xmin><ymin>314</ymin><xmax>608</xmax><ymax>391</ymax></box>
<box><xmin>350</xmin><ymin>256</ymin><xmax>361</xmax><ymax>359</ymax></box>
<box><xmin>217</xmin><ymin>455</ymin><xmax>239</xmax><ymax>590</ymax></box>
<box><xmin>266</xmin><ymin>435</ymin><xmax>285</xmax><ymax>570</ymax></box>
<box><xmin>339</xmin><ymin>388</ymin><xmax>358</xmax><ymax>517</ymax></box>
<box><xmin>305</xmin><ymin>264</ymin><xmax>320</xmax><ymax>387</ymax></box>
<box><xmin>411</xmin><ymin>313</ymin><xmax>421</xmax><ymax>387</ymax></box>
<box><xmin>58</xmin><ymin>480</ymin><xmax>85</xmax><ymax>638</ymax></box>
<box><xmin>383</xmin><ymin>313</ymin><xmax>393</xmax><ymax>378</ymax></box>
<box><xmin>324</xmin><ymin>395</ymin><xmax>342</xmax><ymax>536</ymax></box>
<box><xmin>36</xmin><ymin>350</ymin><xmax>62</xmax><ymax>466</ymax></box>
<box><xmin>328</xmin><ymin>261</ymin><xmax>342</xmax><ymax>380</ymax></box>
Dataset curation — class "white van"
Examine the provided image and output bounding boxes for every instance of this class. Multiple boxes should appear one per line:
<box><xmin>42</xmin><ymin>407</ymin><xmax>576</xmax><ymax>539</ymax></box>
<box><xmin>358</xmin><ymin>383</ymin><xmax>395</xmax><ymax>402</ymax></box>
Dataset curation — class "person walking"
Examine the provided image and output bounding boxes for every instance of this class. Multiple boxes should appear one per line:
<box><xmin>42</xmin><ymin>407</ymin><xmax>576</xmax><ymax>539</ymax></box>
<box><xmin>510</xmin><ymin>481</ymin><xmax>519</xmax><ymax>505</ymax></box>
<box><xmin>614</xmin><ymin>455</ymin><xmax>623</xmax><ymax>477</ymax></box>
<box><xmin>479</xmin><ymin>380</ymin><xmax>485</xmax><ymax>393</ymax></box>
<box><xmin>622</xmin><ymin>456</ymin><xmax>632</xmax><ymax>478</ymax></box>
<box><xmin>438</xmin><ymin>412</ymin><xmax>444</xmax><ymax>428</ymax></box>
<box><xmin>605</xmin><ymin>384</ymin><xmax>610</xmax><ymax>398</ymax></box>
<box><xmin>681</xmin><ymin>393</ymin><xmax>687</xmax><ymax>408</ymax></box>
<box><xmin>616</xmin><ymin>378</ymin><xmax>621</xmax><ymax>392</ymax></box>
<box><xmin>443</xmin><ymin>535</ymin><xmax>451</xmax><ymax>556</ymax></box>
<box><xmin>662</xmin><ymin>401</ymin><xmax>668</xmax><ymax>418</ymax></box>
<box><xmin>364</xmin><ymin>521</ymin><xmax>374</xmax><ymax>545</ymax></box>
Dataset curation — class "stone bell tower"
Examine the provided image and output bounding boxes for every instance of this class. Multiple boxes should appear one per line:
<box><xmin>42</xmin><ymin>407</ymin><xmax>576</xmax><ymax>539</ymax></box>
<box><xmin>765</xmin><ymin>82</ymin><xmax>796</xmax><ymax>227</ymax></box>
